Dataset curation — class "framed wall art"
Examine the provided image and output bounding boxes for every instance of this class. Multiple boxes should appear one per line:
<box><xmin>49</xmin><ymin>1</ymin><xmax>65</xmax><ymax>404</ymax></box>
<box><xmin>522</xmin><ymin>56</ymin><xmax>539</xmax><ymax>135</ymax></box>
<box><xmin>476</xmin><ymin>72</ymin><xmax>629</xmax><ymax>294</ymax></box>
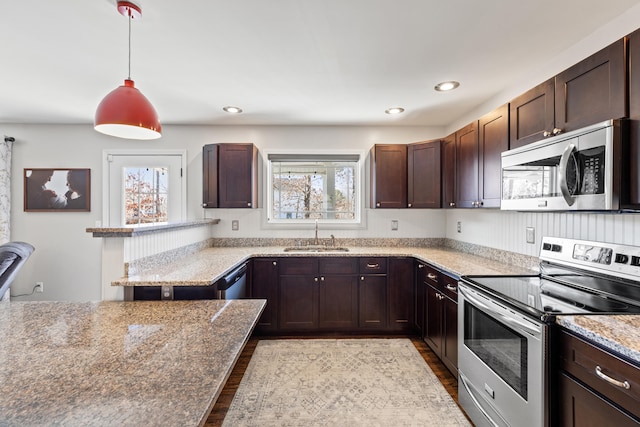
<box><xmin>24</xmin><ymin>168</ymin><xmax>90</xmax><ymax>212</ymax></box>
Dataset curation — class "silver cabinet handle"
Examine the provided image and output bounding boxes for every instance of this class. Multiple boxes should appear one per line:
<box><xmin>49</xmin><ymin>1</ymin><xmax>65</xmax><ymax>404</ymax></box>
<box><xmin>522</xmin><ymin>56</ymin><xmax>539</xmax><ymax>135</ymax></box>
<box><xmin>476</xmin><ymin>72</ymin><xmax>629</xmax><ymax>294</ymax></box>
<box><xmin>449</xmin><ymin>202</ymin><xmax>455</xmax><ymax>207</ymax></box>
<box><xmin>595</xmin><ymin>366</ymin><xmax>630</xmax><ymax>390</ymax></box>
<box><xmin>360</xmin><ymin>276</ymin><xmax>365</xmax><ymax>281</ymax></box>
<box><xmin>367</xmin><ymin>263</ymin><xmax>379</xmax><ymax>269</ymax></box>
<box><xmin>446</xmin><ymin>284</ymin><xmax>457</xmax><ymax>292</ymax></box>
<box><xmin>408</xmin><ymin>203</ymin><xmax>412</xmax><ymax>207</ymax></box>
<box><xmin>418</xmin><ymin>264</ymin><xmax>425</xmax><ymax>269</ymax></box>
<box><xmin>320</xmin><ymin>276</ymin><xmax>325</xmax><ymax>281</ymax></box>
<box><xmin>553</xmin><ymin>127</ymin><xmax>563</xmax><ymax>135</ymax></box>
<box><xmin>543</xmin><ymin>130</ymin><xmax>552</xmax><ymax>137</ymax></box>
<box><xmin>272</xmin><ymin>261</ymin><xmax>277</xmax><ymax>266</ymax></box>
<box><xmin>427</xmin><ymin>273</ymin><xmax>437</xmax><ymax>281</ymax></box>
<box><xmin>314</xmin><ymin>277</ymin><xmax>318</xmax><ymax>282</ymax></box>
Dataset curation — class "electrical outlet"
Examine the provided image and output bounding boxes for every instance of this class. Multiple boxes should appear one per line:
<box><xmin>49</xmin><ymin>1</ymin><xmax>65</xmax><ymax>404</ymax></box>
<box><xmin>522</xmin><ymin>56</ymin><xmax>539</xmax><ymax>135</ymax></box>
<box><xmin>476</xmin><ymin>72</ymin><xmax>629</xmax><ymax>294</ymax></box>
<box><xmin>391</xmin><ymin>220</ymin><xmax>398</xmax><ymax>231</ymax></box>
<box><xmin>35</xmin><ymin>282</ymin><xmax>44</xmax><ymax>293</ymax></box>
<box><xmin>526</xmin><ymin>227</ymin><xmax>535</xmax><ymax>244</ymax></box>
<box><xmin>232</xmin><ymin>220</ymin><xmax>239</xmax><ymax>231</ymax></box>
<box><xmin>457</xmin><ymin>221</ymin><xmax>462</xmax><ymax>233</ymax></box>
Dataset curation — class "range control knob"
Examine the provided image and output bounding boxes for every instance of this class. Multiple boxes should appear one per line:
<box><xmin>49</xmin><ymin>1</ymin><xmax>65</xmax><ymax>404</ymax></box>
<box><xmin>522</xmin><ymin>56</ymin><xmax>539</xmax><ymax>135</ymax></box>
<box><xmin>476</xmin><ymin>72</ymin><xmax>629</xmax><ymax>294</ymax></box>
<box><xmin>615</xmin><ymin>254</ymin><xmax>629</xmax><ymax>264</ymax></box>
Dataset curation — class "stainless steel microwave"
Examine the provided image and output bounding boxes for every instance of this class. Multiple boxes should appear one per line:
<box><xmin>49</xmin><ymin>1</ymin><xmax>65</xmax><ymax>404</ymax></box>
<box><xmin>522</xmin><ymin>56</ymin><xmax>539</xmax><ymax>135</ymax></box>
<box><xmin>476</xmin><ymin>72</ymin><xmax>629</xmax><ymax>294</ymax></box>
<box><xmin>501</xmin><ymin>119</ymin><xmax>627</xmax><ymax>211</ymax></box>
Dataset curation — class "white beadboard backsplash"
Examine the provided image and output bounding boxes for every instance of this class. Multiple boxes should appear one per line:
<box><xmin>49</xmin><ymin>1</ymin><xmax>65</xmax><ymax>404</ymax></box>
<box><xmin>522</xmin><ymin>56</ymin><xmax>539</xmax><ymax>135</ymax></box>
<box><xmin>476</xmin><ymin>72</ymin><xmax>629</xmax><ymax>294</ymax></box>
<box><xmin>446</xmin><ymin>209</ymin><xmax>640</xmax><ymax>257</ymax></box>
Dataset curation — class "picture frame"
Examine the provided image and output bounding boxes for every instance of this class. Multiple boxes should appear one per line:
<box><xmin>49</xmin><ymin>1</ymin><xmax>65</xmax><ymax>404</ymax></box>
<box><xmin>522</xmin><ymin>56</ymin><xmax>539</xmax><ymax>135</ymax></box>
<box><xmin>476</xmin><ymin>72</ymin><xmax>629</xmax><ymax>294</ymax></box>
<box><xmin>24</xmin><ymin>168</ymin><xmax>90</xmax><ymax>212</ymax></box>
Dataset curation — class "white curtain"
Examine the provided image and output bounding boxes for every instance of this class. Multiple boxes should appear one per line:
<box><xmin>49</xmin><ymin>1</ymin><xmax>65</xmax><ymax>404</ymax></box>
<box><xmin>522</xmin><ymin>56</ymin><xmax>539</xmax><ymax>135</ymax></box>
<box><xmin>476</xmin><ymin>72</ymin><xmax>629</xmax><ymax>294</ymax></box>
<box><xmin>0</xmin><ymin>138</ymin><xmax>12</xmax><ymax>244</ymax></box>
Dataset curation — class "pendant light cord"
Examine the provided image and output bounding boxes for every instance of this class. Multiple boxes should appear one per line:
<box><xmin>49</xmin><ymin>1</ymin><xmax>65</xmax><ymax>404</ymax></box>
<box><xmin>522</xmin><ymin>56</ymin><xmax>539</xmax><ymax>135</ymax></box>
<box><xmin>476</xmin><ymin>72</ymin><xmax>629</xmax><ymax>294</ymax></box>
<box><xmin>127</xmin><ymin>14</ymin><xmax>132</xmax><ymax>80</ymax></box>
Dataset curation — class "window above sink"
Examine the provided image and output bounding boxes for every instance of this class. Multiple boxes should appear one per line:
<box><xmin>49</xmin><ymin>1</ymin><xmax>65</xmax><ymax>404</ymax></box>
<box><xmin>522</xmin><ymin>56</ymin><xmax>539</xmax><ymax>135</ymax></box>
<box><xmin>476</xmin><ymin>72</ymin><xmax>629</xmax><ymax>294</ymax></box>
<box><xmin>265</xmin><ymin>150</ymin><xmax>365</xmax><ymax>227</ymax></box>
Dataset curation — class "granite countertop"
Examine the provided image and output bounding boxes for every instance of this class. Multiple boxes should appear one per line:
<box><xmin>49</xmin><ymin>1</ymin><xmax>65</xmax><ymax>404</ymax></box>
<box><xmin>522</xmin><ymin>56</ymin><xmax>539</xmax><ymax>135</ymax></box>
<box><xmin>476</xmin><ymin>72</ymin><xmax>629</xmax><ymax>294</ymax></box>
<box><xmin>557</xmin><ymin>315</ymin><xmax>640</xmax><ymax>365</ymax></box>
<box><xmin>0</xmin><ymin>299</ymin><xmax>265</xmax><ymax>427</ymax></box>
<box><xmin>113</xmin><ymin>246</ymin><xmax>535</xmax><ymax>287</ymax></box>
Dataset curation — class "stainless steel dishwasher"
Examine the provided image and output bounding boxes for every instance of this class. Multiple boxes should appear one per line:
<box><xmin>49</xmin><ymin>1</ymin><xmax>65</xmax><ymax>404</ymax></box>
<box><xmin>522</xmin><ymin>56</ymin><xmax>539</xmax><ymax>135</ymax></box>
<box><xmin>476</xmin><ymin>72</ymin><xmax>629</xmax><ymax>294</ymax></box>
<box><xmin>215</xmin><ymin>262</ymin><xmax>248</xmax><ymax>299</ymax></box>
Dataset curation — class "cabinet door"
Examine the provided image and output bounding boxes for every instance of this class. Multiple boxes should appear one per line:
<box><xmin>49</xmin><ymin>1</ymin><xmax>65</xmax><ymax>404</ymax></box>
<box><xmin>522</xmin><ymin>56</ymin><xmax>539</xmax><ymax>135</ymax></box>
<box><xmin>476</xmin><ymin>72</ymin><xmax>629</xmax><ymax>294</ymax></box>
<box><xmin>509</xmin><ymin>79</ymin><xmax>555</xmax><ymax>149</ymax></box>
<box><xmin>407</xmin><ymin>140</ymin><xmax>441</xmax><ymax>208</ymax></box>
<box><xmin>555</xmin><ymin>38</ymin><xmax>627</xmax><ymax>133</ymax></box>
<box><xmin>388</xmin><ymin>257</ymin><xmax>414</xmax><ymax>331</ymax></box>
<box><xmin>424</xmin><ymin>283</ymin><xmax>443</xmax><ymax>355</ymax></box>
<box><xmin>627</xmin><ymin>30</ymin><xmax>640</xmax><ymax>207</ymax></box>
<box><xmin>558</xmin><ymin>373</ymin><xmax>639</xmax><ymax>427</ymax></box>
<box><xmin>442</xmin><ymin>133</ymin><xmax>456</xmax><ymax>208</ymax></box>
<box><xmin>370</xmin><ymin>144</ymin><xmax>407</xmax><ymax>208</ymax></box>
<box><xmin>318</xmin><ymin>275</ymin><xmax>358</xmax><ymax>329</ymax></box>
<box><xmin>442</xmin><ymin>295</ymin><xmax>458</xmax><ymax>378</ymax></box>
<box><xmin>478</xmin><ymin>104</ymin><xmax>509</xmax><ymax>208</ymax></box>
<box><xmin>358</xmin><ymin>275</ymin><xmax>387</xmax><ymax>329</ymax></box>
<box><xmin>202</xmin><ymin>144</ymin><xmax>218</xmax><ymax>208</ymax></box>
<box><xmin>251</xmin><ymin>258</ymin><xmax>279</xmax><ymax>332</ymax></box>
<box><xmin>279</xmin><ymin>275</ymin><xmax>318</xmax><ymax>330</ymax></box>
<box><xmin>217</xmin><ymin>143</ymin><xmax>258</xmax><ymax>208</ymax></box>
<box><xmin>414</xmin><ymin>263</ymin><xmax>427</xmax><ymax>335</ymax></box>
<box><xmin>455</xmin><ymin>121</ymin><xmax>479</xmax><ymax>208</ymax></box>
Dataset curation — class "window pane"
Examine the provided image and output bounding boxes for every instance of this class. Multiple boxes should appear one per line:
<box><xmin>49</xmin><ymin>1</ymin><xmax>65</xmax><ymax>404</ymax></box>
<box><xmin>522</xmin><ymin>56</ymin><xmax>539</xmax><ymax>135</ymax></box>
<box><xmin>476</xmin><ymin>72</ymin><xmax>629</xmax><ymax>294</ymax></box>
<box><xmin>124</xmin><ymin>167</ymin><xmax>168</xmax><ymax>225</ymax></box>
<box><xmin>270</xmin><ymin>160</ymin><xmax>357</xmax><ymax>221</ymax></box>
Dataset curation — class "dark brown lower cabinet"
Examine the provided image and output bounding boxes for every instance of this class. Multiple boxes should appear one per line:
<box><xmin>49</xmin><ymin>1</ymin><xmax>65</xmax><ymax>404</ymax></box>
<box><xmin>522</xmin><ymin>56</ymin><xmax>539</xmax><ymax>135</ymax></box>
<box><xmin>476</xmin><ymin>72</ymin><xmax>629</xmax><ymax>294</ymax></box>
<box><xmin>388</xmin><ymin>257</ymin><xmax>414</xmax><ymax>331</ymax></box>
<box><xmin>423</xmin><ymin>267</ymin><xmax>458</xmax><ymax>377</ymax></box>
<box><xmin>278</xmin><ymin>257</ymin><xmax>358</xmax><ymax>331</ymax></box>
<box><xmin>558</xmin><ymin>373</ymin><xmax>639</xmax><ymax>427</ymax></box>
<box><xmin>557</xmin><ymin>329</ymin><xmax>640</xmax><ymax>426</ymax></box>
<box><xmin>250</xmin><ymin>258</ymin><xmax>279</xmax><ymax>332</ymax></box>
<box><xmin>358</xmin><ymin>274</ymin><xmax>387</xmax><ymax>329</ymax></box>
<box><xmin>318</xmin><ymin>274</ymin><xmax>358</xmax><ymax>329</ymax></box>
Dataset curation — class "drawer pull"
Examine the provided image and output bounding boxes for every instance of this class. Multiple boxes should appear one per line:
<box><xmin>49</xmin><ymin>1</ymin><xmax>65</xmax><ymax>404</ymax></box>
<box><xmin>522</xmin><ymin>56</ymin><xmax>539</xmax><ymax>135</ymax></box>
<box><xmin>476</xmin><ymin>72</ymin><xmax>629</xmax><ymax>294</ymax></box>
<box><xmin>427</xmin><ymin>273</ymin><xmax>437</xmax><ymax>281</ymax></box>
<box><xmin>445</xmin><ymin>284</ymin><xmax>457</xmax><ymax>292</ymax></box>
<box><xmin>595</xmin><ymin>366</ymin><xmax>630</xmax><ymax>390</ymax></box>
<box><xmin>366</xmin><ymin>263</ymin><xmax>380</xmax><ymax>269</ymax></box>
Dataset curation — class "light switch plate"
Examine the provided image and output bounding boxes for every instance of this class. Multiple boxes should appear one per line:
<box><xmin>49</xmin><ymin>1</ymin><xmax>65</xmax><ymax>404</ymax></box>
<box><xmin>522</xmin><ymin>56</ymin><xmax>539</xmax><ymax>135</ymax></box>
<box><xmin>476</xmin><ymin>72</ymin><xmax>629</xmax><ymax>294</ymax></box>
<box><xmin>526</xmin><ymin>226</ymin><xmax>535</xmax><ymax>244</ymax></box>
<box><xmin>232</xmin><ymin>220</ymin><xmax>239</xmax><ymax>231</ymax></box>
<box><xmin>391</xmin><ymin>220</ymin><xmax>398</xmax><ymax>231</ymax></box>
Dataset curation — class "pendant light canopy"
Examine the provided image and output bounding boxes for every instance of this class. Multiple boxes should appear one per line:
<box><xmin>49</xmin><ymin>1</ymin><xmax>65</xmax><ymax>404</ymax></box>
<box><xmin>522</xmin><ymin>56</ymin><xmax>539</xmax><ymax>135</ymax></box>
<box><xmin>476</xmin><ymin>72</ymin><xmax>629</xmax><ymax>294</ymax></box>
<box><xmin>94</xmin><ymin>1</ymin><xmax>161</xmax><ymax>140</ymax></box>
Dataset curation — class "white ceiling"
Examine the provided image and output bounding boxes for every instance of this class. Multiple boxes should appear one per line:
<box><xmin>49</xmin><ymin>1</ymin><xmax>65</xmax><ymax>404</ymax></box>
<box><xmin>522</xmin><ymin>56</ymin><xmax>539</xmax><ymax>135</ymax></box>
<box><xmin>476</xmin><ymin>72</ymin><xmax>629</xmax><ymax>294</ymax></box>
<box><xmin>3</xmin><ymin>0</ymin><xmax>640</xmax><ymax>128</ymax></box>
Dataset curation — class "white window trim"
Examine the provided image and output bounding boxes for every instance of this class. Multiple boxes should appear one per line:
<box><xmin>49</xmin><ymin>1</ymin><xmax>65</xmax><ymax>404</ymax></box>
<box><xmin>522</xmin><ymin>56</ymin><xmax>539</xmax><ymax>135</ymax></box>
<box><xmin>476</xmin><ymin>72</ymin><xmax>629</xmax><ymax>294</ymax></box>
<box><xmin>261</xmin><ymin>148</ymin><xmax>367</xmax><ymax>230</ymax></box>
<box><xmin>102</xmin><ymin>149</ymin><xmax>187</xmax><ymax>227</ymax></box>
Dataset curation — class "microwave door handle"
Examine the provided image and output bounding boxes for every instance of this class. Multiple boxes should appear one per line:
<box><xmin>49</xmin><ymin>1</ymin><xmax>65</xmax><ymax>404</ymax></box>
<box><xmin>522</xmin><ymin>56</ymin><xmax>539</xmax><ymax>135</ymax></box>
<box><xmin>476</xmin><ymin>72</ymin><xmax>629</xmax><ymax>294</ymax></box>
<box><xmin>558</xmin><ymin>143</ymin><xmax>577</xmax><ymax>206</ymax></box>
<box><xmin>459</xmin><ymin>286</ymin><xmax>541</xmax><ymax>337</ymax></box>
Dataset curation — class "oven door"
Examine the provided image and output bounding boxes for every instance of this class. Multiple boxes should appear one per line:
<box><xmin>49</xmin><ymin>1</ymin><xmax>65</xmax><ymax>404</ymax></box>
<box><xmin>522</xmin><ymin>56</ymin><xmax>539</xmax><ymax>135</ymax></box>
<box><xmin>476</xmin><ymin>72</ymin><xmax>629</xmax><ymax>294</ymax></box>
<box><xmin>458</xmin><ymin>282</ymin><xmax>546</xmax><ymax>427</ymax></box>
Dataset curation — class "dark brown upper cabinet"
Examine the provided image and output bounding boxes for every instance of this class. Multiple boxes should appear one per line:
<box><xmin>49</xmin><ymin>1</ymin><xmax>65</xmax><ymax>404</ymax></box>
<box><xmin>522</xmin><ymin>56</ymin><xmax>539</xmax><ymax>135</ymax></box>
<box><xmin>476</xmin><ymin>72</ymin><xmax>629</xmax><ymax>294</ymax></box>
<box><xmin>510</xmin><ymin>38</ymin><xmax>627</xmax><ymax>150</ymax></box>
<box><xmin>627</xmin><ymin>29</ymin><xmax>640</xmax><ymax>207</ymax></box>
<box><xmin>478</xmin><ymin>104</ymin><xmax>509</xmax><ymax>208</ymax></box>
<box><xmin>509</xmin><ymin>79</ymin><xmax>555</xmax><ymax>149</ymax></box>
<box><xmin>370</xmin><ymin>144</ymin><xmax>407</xmax><ymax>208</ymax></box>
<box><xmin>442</xmin><ymin>133</ymin><xmax>456</xmax><ymax>208</ymax></box>
<box><xmin>455</xmin><ymin>121</ymin><xmax>479</xmax><ymax>208</ymax></box>
<box><xmin>407</xmin><ymin>140</ymin><xmax>442</xmax><ymax>208</ymax></box>
<box><xmin>455</xmin><ymin>105</ymin><xmax>508</xmax><ymax>208</ymax></box>
<box><xmin>202</xmin><ymin>143</ymin><xmax>258</xmax><ymax>208</ymax></box>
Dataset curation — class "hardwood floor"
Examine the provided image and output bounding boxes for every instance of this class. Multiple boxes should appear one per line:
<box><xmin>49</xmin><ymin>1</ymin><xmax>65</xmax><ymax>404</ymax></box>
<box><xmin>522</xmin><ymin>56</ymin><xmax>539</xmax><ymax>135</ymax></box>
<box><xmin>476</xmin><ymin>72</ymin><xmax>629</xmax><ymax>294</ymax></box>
<box><xmin>204</xmin><ymin>335</ymin><xmax>460</xmax><ymax>427</ymax></box>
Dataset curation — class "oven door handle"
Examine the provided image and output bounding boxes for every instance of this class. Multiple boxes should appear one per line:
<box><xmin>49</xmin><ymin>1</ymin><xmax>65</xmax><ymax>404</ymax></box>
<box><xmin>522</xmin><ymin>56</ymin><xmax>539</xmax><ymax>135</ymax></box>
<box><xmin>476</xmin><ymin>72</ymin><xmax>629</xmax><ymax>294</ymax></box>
<box><xmin>459</xmin><ymin>285</ymin><xmax>542</xmax><ymax>338</ymax></box>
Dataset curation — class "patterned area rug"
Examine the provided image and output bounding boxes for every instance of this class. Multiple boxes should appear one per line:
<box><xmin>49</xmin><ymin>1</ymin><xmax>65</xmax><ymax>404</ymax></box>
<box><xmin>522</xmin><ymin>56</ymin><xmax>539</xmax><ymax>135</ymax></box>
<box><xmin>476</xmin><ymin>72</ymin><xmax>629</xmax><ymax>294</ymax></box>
<box><xmin>222</xmin><ymin>339</ymin><xmax>471</xmax><ymax>426</ymax></box>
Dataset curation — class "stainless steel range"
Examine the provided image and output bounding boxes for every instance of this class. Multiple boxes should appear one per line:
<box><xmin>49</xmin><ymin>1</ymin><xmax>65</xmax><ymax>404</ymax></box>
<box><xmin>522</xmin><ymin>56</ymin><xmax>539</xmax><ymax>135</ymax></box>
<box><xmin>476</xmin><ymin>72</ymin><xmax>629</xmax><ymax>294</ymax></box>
<box><xmin>458</xmin><ymin>236</ymin><xmax>640</xmax><ymax>427</ymax></box>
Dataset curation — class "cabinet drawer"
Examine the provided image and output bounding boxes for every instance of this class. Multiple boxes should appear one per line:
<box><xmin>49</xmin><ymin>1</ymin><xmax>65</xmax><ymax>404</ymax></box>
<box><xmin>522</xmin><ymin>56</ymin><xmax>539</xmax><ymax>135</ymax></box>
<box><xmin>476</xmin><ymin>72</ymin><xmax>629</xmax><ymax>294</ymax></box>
<box><xmin>318</xmin><ymin>257</ymin><xmax>358</xmax><ymax>275</ymax></box>
<box><xmin>279</xmin><ymin>257</ymin><xmax>317</xmax><ymax>275</ymax></box>
<box><xmin>423</xmin><ymin>265</ymin><xmax>440</xmax><ymax>288</ymax></box>
<box><xmin>359</xmin><ymin>257</ymin><xmax>387</xmax><ymax>274</ymax></box>
<box><xmin>560</xmin><ymin>330</ymin><xmax>640</xmax><ymax>420</ymax></box>
<box><xmin>441</xmin><ymin>273</ymin><xmax>458</xmax><ymax>300</ymax></box>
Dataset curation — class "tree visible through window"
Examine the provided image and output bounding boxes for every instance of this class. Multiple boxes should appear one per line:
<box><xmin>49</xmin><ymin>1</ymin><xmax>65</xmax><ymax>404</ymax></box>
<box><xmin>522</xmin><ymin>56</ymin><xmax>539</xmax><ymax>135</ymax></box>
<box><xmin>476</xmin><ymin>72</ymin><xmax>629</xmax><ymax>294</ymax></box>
<box><xmin>268</xmin><ymin>154</ymin><xmax>360</xmax><ymax>222</ymax></box>
<box><xmin>124</xmin><ymin>167</ymin><xmax>168</xmax><ymax>225</ymax></box>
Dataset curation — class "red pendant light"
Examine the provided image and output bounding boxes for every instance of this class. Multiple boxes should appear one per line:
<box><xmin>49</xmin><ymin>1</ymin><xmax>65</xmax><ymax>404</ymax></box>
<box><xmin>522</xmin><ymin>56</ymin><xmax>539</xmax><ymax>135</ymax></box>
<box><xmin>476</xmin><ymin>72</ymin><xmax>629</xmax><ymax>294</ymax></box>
<box><xmin>94</xmin><ymin>1</ymin><xmax>161</xmax><ymax>140</ymax></box>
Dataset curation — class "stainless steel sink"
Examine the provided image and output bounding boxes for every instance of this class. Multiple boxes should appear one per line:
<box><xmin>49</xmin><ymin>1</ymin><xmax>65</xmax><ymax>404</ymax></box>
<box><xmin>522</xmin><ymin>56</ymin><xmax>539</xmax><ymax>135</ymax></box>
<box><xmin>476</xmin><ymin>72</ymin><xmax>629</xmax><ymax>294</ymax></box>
<box><xmin>283</xmin><ymin>246</ymin><xmax>349</xmax><ymax>252</ymax></box>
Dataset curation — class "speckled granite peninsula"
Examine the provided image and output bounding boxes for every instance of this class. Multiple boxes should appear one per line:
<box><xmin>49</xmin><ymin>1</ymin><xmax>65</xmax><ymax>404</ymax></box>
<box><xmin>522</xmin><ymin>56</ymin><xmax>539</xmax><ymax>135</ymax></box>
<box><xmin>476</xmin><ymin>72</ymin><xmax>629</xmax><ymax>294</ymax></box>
<box><xmin>0</xmin><ymin>299</ymin><xmax>265</xmax><ymax>427</ymax></box>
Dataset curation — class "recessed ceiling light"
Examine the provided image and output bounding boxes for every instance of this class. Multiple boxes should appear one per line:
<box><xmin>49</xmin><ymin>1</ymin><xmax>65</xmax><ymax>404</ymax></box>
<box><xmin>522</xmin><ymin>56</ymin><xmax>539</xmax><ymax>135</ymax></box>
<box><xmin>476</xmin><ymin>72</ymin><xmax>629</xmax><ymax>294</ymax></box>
<box><xmin>385</xmin><ymin>107</ymin><xmax>405</xmax><ymax>115</ymax></box>
<box><xmin>223</xmin><ymin>106</ymin><xmax>243</xmax><ymax>113</ymax></box>
<box><xmin>434</xmin><ymin>81</ymin><xmax>460</xmax><ymax>92</ymax></box>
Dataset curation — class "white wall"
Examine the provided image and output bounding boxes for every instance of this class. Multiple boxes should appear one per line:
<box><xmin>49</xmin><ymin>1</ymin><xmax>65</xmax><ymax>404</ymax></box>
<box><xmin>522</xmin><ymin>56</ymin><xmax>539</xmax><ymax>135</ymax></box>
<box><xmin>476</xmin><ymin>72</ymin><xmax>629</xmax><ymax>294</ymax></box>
<box><xmin>446</xmin><ymin>209</ymin><xmax>640</xmax><ymax>257</ymax></box>
<box><xmin>3</xmin><ymin>123</ymin><xmax>441</xmax><ymax>301</ymax></box>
